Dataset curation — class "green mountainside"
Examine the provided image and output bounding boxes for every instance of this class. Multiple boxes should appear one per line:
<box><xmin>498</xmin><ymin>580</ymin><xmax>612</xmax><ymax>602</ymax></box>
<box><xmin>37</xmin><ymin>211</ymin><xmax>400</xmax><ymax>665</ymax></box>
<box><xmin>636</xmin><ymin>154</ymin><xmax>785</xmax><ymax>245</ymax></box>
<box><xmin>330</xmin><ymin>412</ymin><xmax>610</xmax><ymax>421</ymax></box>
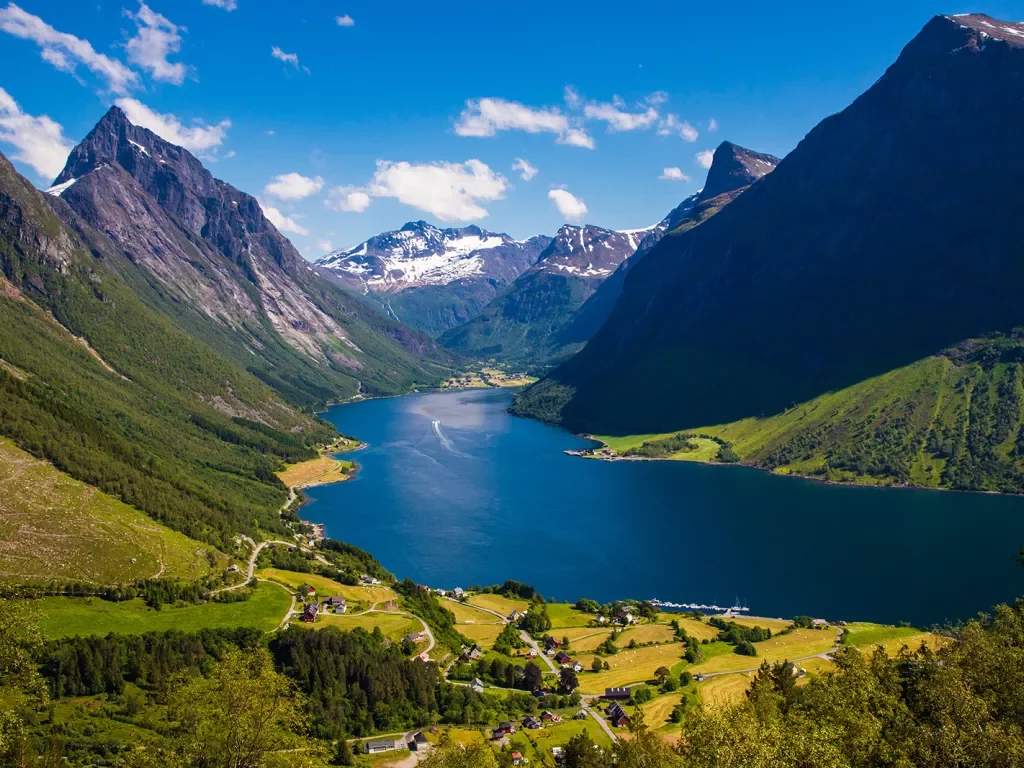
<box><xmin>594</xmin><ymin>335</ymin><xmax>1024</xmax><ymax>493</ymax></box>
<box><xmin>0</xmin><ymin>150</ymin><xmax>332</xmax><ymax>549</ymax></box>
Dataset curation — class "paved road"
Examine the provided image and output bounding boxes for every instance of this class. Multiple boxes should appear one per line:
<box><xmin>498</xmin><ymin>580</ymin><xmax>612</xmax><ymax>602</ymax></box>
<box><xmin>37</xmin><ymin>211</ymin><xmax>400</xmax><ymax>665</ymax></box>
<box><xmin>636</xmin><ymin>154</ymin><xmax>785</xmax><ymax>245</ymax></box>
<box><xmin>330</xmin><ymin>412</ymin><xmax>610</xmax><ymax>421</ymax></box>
<box><xmin>581</xmin><ymin>698</ymin><xmax>618</xmax><ymax>743</ymax></box>
<box><xmin>520</xmin><ymin>631</ymin><xmax>559</xmax><ymax>674</ymax></box>
<box><xmin>211</xmin><ymin>538</ymin><xmax>295</xmax><ymax>594</ymax></box>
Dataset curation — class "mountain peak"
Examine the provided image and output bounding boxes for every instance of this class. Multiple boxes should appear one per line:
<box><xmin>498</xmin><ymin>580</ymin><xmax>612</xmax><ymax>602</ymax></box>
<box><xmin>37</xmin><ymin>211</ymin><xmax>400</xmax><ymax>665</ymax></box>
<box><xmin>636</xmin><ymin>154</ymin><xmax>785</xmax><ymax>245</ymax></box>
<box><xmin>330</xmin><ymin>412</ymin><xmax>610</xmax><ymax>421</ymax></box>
<box><xmin>940</xmin><ymin>14</ymin><xmax>1024</xmax><ymax>47</ymax></box>
<box><xmin>700</xmin><ymin>142</ymin><xmax>779</xmax><ymax>201</ymax></box>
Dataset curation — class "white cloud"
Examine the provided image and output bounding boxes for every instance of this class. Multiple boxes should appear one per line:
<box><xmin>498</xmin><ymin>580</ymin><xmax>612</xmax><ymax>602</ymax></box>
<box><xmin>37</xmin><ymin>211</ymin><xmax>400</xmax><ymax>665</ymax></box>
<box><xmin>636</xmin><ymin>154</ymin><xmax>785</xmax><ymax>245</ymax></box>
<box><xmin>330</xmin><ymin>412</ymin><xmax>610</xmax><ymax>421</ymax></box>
<box><xmin>658</xmin><ymin>114</ymin><xmax>698</xmax><ymax>142</ymax></box>
<box><xmin>563</xmin><ymin>85</ymin><xmax>582</xmax><ymax>110</ymax></box>
<box><xmin>271</xmin><ymin>46</ymin><xmax>308</xmax><ymax>73</ymax></box>
<box><xmin>224</xmin><ymin>150</ymin><xmax>236</xmax><ymax>159</ymax></box>
<box><xmin>259</xmin><ymin>200</ymin><xmax>308</xmax><ymax>236</ymax></box>
<box><xmin>336</xmin><ymin>14</ymin><xmax>355</xmax><ymax>26</ymax></box>
<box><xmin>548</xmin><ymin>188</ymin><xmax>587</xmax><ymax>221</ymax></box>
<box><xmin>125</xmin><ymin>2</ymin><xmax>188</xmax><ymax>85</ymax></box>
<box><xmin>264</xmin><ymin>172</ymin><xmax>324</xmax><ymax>200</ymax></box>
<box><xmin>695</xmin><ymin>149</ymin><xmax>715</xmax><ymax>169</ymax></box>
<box><xmin>0</xmin><ymin>3</ymin><xmax>139</xmax><ymax>93</ymax></box>
<box><xmin>317</xmin><ymin>239</ymin><xmax>334</xmax><ymax>253</ymax></box>
<box><xmin>557</xmin><ymin>128</ymin><xmax>595</xmax><ymax>150</ymax></box>
<box><xmin>115</xmin><ymin>98</ymin><xmax>230</xmax><ymax>154</ymax></box>
<box><xmin>325</xmin><ymin>186</ymin><xmax>372</xmax><ymax>213</ymax></box>
<box><xmin>202</xmin><ymin>0</ymin><xmax>237</xmax><ymax>9</ymax></box>
<box><xmin>0</xmin><ymin>87</ymin><xmax>72</xmax><ymax>180</ymax></box>
<box><xmin>367</xmin><ymin>159</ymin><xmax>508</xmax><ymax>221</ymax></box>
<box><xmin>708</xmin><ymin>118</ymin><xmax>719</xmax><ymax>132</ymax></box>
<box><xmin>512</xmin><ymin>158</ymin><xmax>538</xmax><ymax>181</ymax></box>
<box><xmin>454</xmin><ymin>97</ymin><xmax>593</xmax><ymax>149</ymax></box>
<box><xmin>583</xmin><ymin>101</ymin><xmax>658</xmax><ymax>132</ymax></box>
<box><xmin>659</xmin><ymin>167</ymin><xmax>690</xmax><ymax>182</ymax></box>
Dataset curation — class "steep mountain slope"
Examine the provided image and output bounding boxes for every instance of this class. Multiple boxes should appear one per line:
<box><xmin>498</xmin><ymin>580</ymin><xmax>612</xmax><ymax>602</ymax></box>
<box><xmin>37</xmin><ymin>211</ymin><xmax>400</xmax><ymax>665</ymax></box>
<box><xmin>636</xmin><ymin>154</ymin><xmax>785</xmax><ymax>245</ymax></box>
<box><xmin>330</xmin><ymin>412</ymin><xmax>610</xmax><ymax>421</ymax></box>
<box><xmin>516</xmin><ymin>15</ymin><xmax>1024</xmax><ymax>444</ymax></box>
<box><xmin>561</xmin><ymin>142</ymin><xmax>779</xmax><ymax>344</ymax></box>
<box><xmin>0</xmin><ymin>149</ymin><xmax>332</xmax><ymax>549</ymax></box>
<box><xmin>317</xmin><ymin>222</ymin><xmax>550</xmax><ymax>336</ymax></box>
<box><xmin>438</xmin><ymin>224</ymin><xmax>654</xmax><ymax>365</ymax></box>
<box><xmin>49</xmin><ymin>108</ymin><xmax>454</xmax><ymax>409</ymax></box>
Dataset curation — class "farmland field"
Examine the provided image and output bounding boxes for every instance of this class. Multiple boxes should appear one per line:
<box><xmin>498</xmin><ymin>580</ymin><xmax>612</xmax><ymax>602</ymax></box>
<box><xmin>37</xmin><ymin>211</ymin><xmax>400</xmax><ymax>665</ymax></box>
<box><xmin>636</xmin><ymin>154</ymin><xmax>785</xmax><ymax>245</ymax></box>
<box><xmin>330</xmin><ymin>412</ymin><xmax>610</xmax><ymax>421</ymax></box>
<box><xmin>258</xmin><ymin>568</ymin><xmax>396</xmax><ymax>604</ymax></box>
<box><xmin>311</xmin><ymin>612</ymin><xmax>422</xmax><ymax>641</ymax></box>
<box><xmin>843</xmin><ymin>622</ymin><xmax>924</xmax><ymax>649</ymax></box>
<box><xmin>618</xmin><ymin>623</ymin><xmax>675</xmax><ymax>645</ymax></box>
<box><xmin>458</xmin><ymin>623</ymin><xmax>505</xmax><ymax>647</ymax></box>
<box><xmin>640</xmin><ymin>691</ymin><xmax>686</xmax><ymax>729</ymax></box>
<box><xmin>276</xmin><ymin>456</ymin><xmax>354</xmax><ymax>488</ymax></box>
<box><xmin>576</xmin><ymin>643</ymin><xmax>688</xmax><ymax>694</ymax></box>
<box><xmin>689</xmin><ymin>628</ymin><xmax>840</xmax><ymax>675</ymax></box>
<box><xmin>466</xmin><ymin>593</ymin><xmax>529</xmax><ymax>616</ymax></box>
<box><xmin>37</xmin><ymin>582</ymin><xmax>291</xmax><ymax>638</ymax></box>
<box><xmin>446</xmin><ymin>599</ymin><xmax>503</xmax><ymax>625</ymax></box>
<box><xmin>546</xmin><ymin>603</ymin><xmax>597</xmax><ymax>628</ymax></box>
<box><xmin>658</xmin><ymin>616</ymin><xmax>721</xmax><ymax>642</ymax></box>
<box><xmin>727</xmin><ymin>615</ymin><xmax>794</xmax><ymax>633</ymax></box>
<box><xmin>0</xmin><ymin>438</ymin><xmax>213</xmax><ymax>585</ymax></box>
<box><xmin>699</xmin><ymin>673</ymin><xmax>755</xmax><ymax>708</ymax></box>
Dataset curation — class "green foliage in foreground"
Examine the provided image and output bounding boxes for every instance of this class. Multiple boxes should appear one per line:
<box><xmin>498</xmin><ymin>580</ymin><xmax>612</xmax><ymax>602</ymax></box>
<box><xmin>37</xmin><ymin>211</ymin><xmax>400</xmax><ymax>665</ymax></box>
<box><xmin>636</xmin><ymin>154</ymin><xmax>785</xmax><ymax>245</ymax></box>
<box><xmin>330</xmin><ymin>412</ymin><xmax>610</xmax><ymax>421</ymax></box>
<box><xmin>395</xmin><ymin>579</ymin><xmax>468</xmax><ymax>653</ymax></box>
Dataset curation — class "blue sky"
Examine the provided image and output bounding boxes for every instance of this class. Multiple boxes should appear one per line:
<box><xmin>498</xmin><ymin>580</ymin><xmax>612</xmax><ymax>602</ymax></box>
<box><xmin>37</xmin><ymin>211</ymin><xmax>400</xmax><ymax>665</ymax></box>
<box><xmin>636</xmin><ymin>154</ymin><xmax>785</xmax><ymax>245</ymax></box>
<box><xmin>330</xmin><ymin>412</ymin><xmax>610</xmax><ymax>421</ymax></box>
<box><xmin>1</xmin><ymin>1</ymin><xmax>1023</xmax><ymax>259</ymax></box>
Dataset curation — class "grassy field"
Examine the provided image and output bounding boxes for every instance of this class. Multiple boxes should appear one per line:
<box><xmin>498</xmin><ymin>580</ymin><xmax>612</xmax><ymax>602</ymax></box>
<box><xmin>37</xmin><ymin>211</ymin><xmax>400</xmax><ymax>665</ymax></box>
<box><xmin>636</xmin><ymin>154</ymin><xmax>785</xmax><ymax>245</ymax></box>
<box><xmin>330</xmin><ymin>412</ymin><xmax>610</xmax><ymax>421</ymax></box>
<box><xmin>843</xmin><ymin>622</ymin><xmax>925</xmax><ymax>649</ymax></box>
<box><xmin>524</xmin><ymin>718</ymin><xmax>613</xmax><ymax>761</ymax></box>
<box><xmin>726</xmin><ymin>616</ymin><xmax>794</xmax><ymax>633</ymax></box>
<box><xmin>546</xmin><ymin>603</ymin><xmax>598</xmax><ymax>628</ymax></box>
<box><xmin>639</xmin><ymin>691</ymin><xmax>686</xmax><ymax>729</ymax></box>
<box><xmin>576</xmin><ymin>643</ymin><xmax>688</xmax><ymax>694</ymax></box>
<box><xmin>699</xmin><ymin>673</ymin><xmax>755</xmax><ymax>708</ymax></box>
<box><xmin>458</xmin><ymin>623</ymin><xmax>505</xmax><ymax>647</ymax></box>
<box><xmin>0</xmin><ymin>439</ymin><xmax>214</xmax><ymax>585</ymax></box>
<box><xmin>36</xmin><ymin>582</ymin><xmax>291</xmax><ymax>638</ymax></box>
<box><xmin>618</xmin><ymin>624</ymin><xmax>676</xmax><ymax>645</ymax></box>
<box><xmin>658</xmin><ymin>615</ymin><xmax>721</xmax><ymax>642</ymax></box>
<box><xmin>689</xmin><ymin>628</ymin><xmax>840</xmax><ymax>675</ymax></box>
<box><xmin>276</xmin><ymin>456</ymin><xmax>354</xmax><ymax>488</ymax></box>
<box><xmin>258</xmin><ymin>568</ymin><xmax>396</xmax><ymax>603</ymax></box>
<box><xmin>447</xmin><ymin>600</ymin><xmax>503</xmax><ymax>625</ymax></box>
<box><xmin>311</xmin><ymin>612</ymin><xmax>422</xmax><ymax>641</ymax></box>
<box><xmin>466</xmin><ymin>593</ymin><xmax>529</xmax><ymax>616</ymax></box>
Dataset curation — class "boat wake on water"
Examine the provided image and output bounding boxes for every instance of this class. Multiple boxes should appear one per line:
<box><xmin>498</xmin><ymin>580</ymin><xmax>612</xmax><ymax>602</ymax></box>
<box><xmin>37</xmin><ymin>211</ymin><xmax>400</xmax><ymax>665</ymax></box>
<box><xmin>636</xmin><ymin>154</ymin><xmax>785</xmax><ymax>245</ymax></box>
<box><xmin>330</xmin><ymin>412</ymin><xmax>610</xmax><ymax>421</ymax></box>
<box><xmin>431</xmin><ymin>419</ymin><xmax>473</xmax><ymax>459</ymax></box>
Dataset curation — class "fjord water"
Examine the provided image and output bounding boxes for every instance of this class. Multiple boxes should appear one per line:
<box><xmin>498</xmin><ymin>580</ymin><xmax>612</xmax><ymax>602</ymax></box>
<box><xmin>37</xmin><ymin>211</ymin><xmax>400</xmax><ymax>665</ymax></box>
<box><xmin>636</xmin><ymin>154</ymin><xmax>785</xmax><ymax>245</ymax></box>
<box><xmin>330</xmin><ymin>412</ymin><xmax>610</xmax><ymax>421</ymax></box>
<box><xmin>310</xmin><ymin>389</ymin><xmax>1024</xmax><ymax>626</ymax></box>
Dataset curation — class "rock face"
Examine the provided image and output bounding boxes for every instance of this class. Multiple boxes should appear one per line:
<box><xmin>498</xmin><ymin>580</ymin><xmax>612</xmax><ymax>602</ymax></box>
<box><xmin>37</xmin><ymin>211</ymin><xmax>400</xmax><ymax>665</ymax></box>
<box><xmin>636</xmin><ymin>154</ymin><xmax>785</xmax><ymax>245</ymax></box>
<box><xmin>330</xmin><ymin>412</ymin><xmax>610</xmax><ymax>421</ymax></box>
<box><xmin>516</xmin><ymin>14</ymin><xmax>1024</xmax><ymax>434</ymax></box>
<box><xmin>48</xmin><ymin>107</ymin><xmax>454</xmax><ymax>405</ymax></box>
<box><xmin>316</xmin><ymin>221</ymin><xmax>550</xmax><ymax>336</ymax></box>
<box><xmin>438</xmin><ymin>224</ymin><xmax>655</xmax><ymax>365</ymax></box>
<box><xmin>562</xmin><ymin>142</ymin><xmax>778</xmax><ymax>344</ymax></box>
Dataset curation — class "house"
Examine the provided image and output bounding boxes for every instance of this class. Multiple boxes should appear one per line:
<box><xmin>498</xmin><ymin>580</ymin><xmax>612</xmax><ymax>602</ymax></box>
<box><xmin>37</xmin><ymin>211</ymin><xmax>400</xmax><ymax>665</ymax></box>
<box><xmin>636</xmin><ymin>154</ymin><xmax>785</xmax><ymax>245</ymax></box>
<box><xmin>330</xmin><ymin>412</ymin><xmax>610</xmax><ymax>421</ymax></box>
<box><xmin>595</xmin><ymin>616</ymin><xmax>608</xmax><ymax>624</ymax></box>
<box><xmin>227</xmin><ymin>564</ymin><xmax>240</xmax><ymax>573</ymax></box>
<box><xmin>403</xmin><ymin>631</ymin><xmax>426</xmax><ymax>645</ymax></box>
<box><xmin>616</xmin><ymin>610</ymin><xmax>636</xmax><ymax>625</ymax></box>
<box><xmin>526</xmin><ymin>649</ymin><xmax>537</xmax><ymax>659</ymax></box>
<box><xmin>299</xmin><ymin>585</ymin><xmax>316</xmax><ymax>597</ymax></box>
<box><xmin>522</xmin><ymin>715</ymin><xmax>541</xmax><ymax>730</ymax></box>
<box><xmin>359</xmin><ymin>574</ymin><xmax>381</xmax><ymax>586</ymax></box>
<box><xmin>694</xmin><ymin>673</ymin><xmax>706</xmax><ymax>683</ymax></box>
<box><xmin>470</xmin><ymin>678</ymin><xmax>485</xmax><ymax>693</ymax></box>
<box><xmin>554</xmin><ymin>651</ymin><xmax>571</xmax><ymax>665</ymax></box>
<box><xmin>574</xmin><ymin>710</ymin><xmax>588</xmax><ymax>720</ymax></box>
<box><xmin>434</xmin><ymin>588</ymin><xmax>447</xmax><ymax>597</ymax></box>
<box><xmin>551</xmin><ymin>746</ymin><xmax>565</xmax><ymax>760</ymax></box>
<box><xmin>541</xmin><ymin>710</ymin><xmax>562</xmax><ymax>723</ymax></box>
<box><xmin>365</xmin><ymin>740</ymin><xmax>396</xmax><ymax>754</ymax></box>
<box><xmin>603</xmin><ymin>687</ymin><xmax>631</xmax><ymax>700</ymax></box>
<box><xmin>493</xmin><ymin>721</ymin><xmax>515</xmax><ymax>738</ymax></box>
<box><xmin>544</xmin><ymin>636</ymin><xmax>562</xmax><ymax>651</ymax></box>
<box><xmin>408</xmin><ymin>732</ymin><xmax>427</xmax><ymax>752</ymax></box>
<box><xmin>607</xmin><ymin>703</ymin><xmax>631</xmax><ymax>728</ymax></box>
<box><xmin>511</xmin><ymin>752</ymin><xmax>525</xmax><ymax>766</ymax></box>
<box><xmin>452</xmin><ymin>587</ymin><xmax>465</xmax><ymax>599</ymax></box>
<box><xmin>813</xmin><ymin>618</ymin><xmax>829</xmax><ymax>627</ymax></box>
<box><xmin>508</xmin><ymin>610</ymin><xmax>522</xmax><ymax>622</ymax></box>
<box><xmin>302</xmin><ymin>602</ymin><xmax>319</xmax><ymax>623</ymax></box>
<box><xmin>323</xmin><ymin>596</ymin><xmax>347</xmax><ymax>613</ymax></box>
<box><xmin>571</xmin><ymin>661</ymin><xmax>585</xmax><ymax>673</ymax></box>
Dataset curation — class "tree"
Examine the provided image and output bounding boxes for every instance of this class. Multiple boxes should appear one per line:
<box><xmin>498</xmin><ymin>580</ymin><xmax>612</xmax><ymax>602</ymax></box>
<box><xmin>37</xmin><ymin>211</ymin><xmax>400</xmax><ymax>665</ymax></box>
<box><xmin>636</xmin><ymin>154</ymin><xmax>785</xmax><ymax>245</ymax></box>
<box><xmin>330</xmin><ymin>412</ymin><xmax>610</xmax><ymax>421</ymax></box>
<box><xmin>167</xmin><ymin>648</ymin><xmax>302</xmax><ymax>768</ymax></box>
<box><xmin>0</xmin><ymin>598</ymin><xmax>45</xmax><ymax>761</ymax></box>
<box><xmin>562</xmin><ymin>635</ymin><xmax>571</xmax><ymax>650</ymax></box>
<box><xmin>421</xmin><ymin>732</ymin><xmax>498</xmax><ymax>768</ymax></box>
<box><xmin>735</xmin><ymin>640</ymin><xmax>757</xmax><ymax>657</ymax></box>
<box><xmin>591</xmin><ymin>658</ymin><xmax>603</xmax><ymax>673</ymax></box>
<box><xmin>613</xmin><ymin>709</ymin><xmax>685</xmax><ymax>767</ymax></box>
<box><xmin>523</xmin><ymin>662</ymin><xmax>543</xmax><ymax>691</ymax></box>
<box><xmin>655</xmin><ymin>666</ymin><xmax>671</xmax><ymax>683</ymax></box>
<box><xmin>559</xmin><ymin>668</ymin><xmax>579</xmax><ymax>692</ymax></box>
<box><xmin>562</xmin><ymin>731</ymin><xmax>605</xmax><ymax>768</ymax></box>
<box><xmin>332</xmin><ymin>737</ymin><xmax>354</xmax><ymax>766</ymax></box>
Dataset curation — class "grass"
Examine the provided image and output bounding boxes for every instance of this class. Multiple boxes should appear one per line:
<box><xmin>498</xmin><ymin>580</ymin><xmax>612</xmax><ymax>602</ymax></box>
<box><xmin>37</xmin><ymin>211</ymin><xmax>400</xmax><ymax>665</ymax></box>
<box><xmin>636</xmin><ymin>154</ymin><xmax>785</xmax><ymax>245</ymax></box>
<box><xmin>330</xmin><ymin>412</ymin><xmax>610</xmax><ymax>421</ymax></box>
<box><xmin>576</xmin><ymin>643</ymin><xmax>688</xmax><ymax>695</ymax></box>
<box><xmin>466</xmin><ymin>593</ymin><xmax>529</xmax><ymax>617</ymax></box>
<box><xmin>258</xmin><ymin>568</ymin><xmax>396</xmax><ymax>603</ymax></box>
<box><xmin>457</xmin><ymin>623</ymin><xmax>505</xmax><ymax>648</ymax></box>
<box><xmin>276</xmin><ymin>456</ymin><xmax>354</xmax><ymax>488</ymax></box>
<box><xmin>311</xmin><ymin>612</ymin><xmax>422</xmax><ymax>642</ymax></box>
<box><xmin>618</xmin><ymin>624</ymin><xmax>676</xmax><ymax>645</ymax></box>
<box><xmin>0</xmin><ymin>438</ymin><xmax>214</xmax><ymax>585</ymax></box>
<box><xmin>36</xmin><ymin>582</ymin><xmax>291</xmax><ymax>638</ymax></box>
<box><xmin>546</xmin><ymin>603</ymin><xmax>598</xmax><ymax>628</ymax></box>
<box><xmin>688</xmin><ymin>628</ymin><xmax>840</xmax><ymax>675</ymax></box>
<box><xmin>699</xmin><ymin>673</ymin><xmax>755</xmax><ymax>708</ymax></box>
<box><xmin>843</xmin><ymin>622</ymin><xmax>925</xmax><ymax>649</ymax></box>
<box><xmin>639</xmin><ymin>691</ymin><xmax>686</xmax><ymax>729</ymax></box>
<box><xmin>523</xmin><ymin>718</ymin><xmax>613</xmax><ymax>761</ymax></box>
<box><xmin>864</xmin><ymin>633</ymin><xmax>946</xmax><ymax>657</ymax></box>
<box><xmin>728</xmin><ymin>616</ymin><xmax>794</xmax><ymax>633</ymax></box>
<box><xmin>447</xmin><ymin>600</ymin><xmax>504</xmax><ymax>625</ymax></box>
<box><xmin>657</xmin><ymin>615</ymin><xmax>721</xmax><ymax>642</ymax></box>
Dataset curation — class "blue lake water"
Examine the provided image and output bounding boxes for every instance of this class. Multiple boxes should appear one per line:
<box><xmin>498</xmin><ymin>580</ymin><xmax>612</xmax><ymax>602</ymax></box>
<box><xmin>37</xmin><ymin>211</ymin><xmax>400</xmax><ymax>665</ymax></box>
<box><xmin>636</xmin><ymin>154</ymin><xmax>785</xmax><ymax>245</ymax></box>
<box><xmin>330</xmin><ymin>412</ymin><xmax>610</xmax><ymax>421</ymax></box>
<box><xmin>307</xmin><ymin>388</ymin><xmax>1024</xmax><ymax>626</ymax></box>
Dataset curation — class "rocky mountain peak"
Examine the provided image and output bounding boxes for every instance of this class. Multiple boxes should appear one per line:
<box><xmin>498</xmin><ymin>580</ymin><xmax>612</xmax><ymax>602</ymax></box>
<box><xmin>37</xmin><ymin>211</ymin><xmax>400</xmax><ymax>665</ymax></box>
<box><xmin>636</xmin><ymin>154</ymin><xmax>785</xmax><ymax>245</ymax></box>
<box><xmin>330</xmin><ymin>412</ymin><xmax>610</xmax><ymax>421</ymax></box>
<box><xmin>699</xmin><ymin>142</ymin><xmax>780</xmax><ymax>202</ymax></box>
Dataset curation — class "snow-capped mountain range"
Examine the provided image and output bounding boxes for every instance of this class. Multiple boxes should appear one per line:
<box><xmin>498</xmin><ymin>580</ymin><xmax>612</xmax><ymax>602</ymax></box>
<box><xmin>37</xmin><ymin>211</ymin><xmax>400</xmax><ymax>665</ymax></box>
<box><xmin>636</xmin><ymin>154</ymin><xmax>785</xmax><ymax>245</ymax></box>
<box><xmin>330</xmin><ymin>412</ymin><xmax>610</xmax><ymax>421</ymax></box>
<box><xmin>316</xmin><ymin>222</ymin><xmax>549</xmax><ymax>292</ymax></box>
<box><xmin>534</xmin><ymin>224</ymin><xmax>662</xmax><ymax>278</ymax></box>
